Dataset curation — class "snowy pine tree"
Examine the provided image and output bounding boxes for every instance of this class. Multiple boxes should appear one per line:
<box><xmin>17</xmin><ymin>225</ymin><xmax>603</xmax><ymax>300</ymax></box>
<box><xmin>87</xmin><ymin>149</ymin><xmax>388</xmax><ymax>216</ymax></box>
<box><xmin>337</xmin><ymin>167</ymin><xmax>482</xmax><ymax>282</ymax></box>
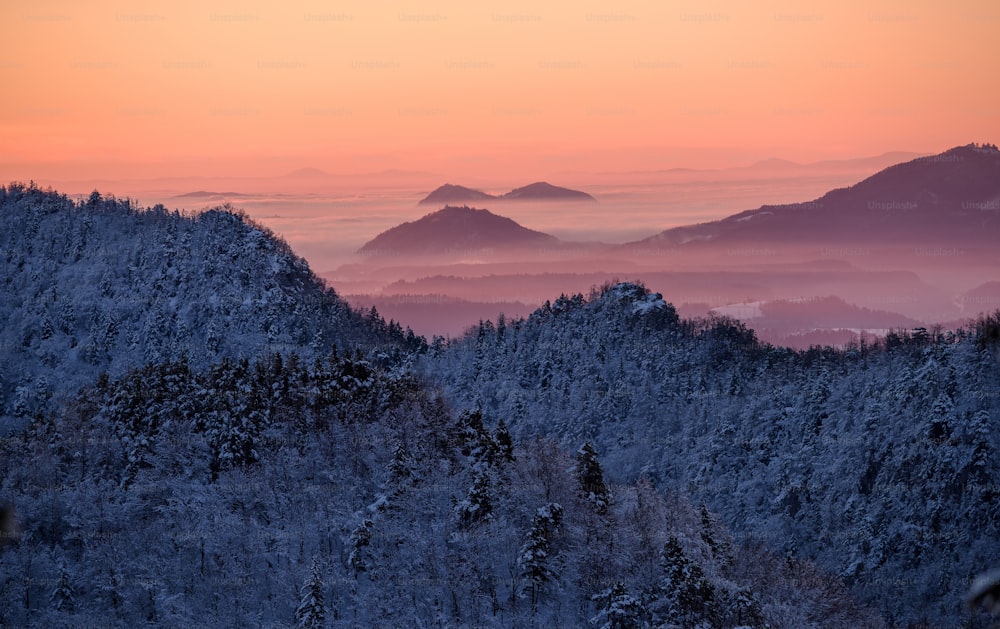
<box><xmin>348</xmin><ymin>519</ymin><xmax>373</xmax><ymax>575</ymax></box>
<box><xmin>494</xmin><ymin>419</ymin><xmax>516</xmax><ymax>463</ymax></box>
<box><xmin>51</xmin><ymin>564</ymin><xmax>76</xmax><ymax>613</ymax></box>
<box><xmin>650</xmin><ymin>536</ymin><xmax>716</xmax><ymax>627</ymax></box>
<box><xmin>295</xmin><ymin>559</ymin><xmax>325</xmax><ymax>629</ymax></box>
<box><xmin>590</xmin><ymin>581</ymin><xmax>645</xmax><ymax>629</ymax></box>
<box><xmin>457</xmin><ymin>470</ymin><xmax>493</xmax><ymax>527</ymax></box>
<box><xmin>388</xmin><ymin>441</ymin><xmax>412</xmax><ymax>484</ymax></box>
<box><xmin>518</xmin><ymin>502</ymin><xmax>564</xmax><ymax>610</ymax></box>
<box><xmin>576</xmin><ymin>442</ymin><xmax>610</xmax><ymax>514</ymax></box>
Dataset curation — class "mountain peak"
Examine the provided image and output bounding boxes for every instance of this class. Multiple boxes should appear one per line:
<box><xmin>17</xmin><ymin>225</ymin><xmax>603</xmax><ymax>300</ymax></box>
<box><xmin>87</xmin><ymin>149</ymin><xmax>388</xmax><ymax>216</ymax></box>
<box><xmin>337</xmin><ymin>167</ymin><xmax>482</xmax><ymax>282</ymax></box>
<box><xmin>418</xmin><ymin>181</ymin><xmax>596</xmax><ymax>205</ymax></box>
<box><xmin>417</xmin><ymin>184</ymin><xmax>495</xmax><ymax>205</ymax></box>
<box><xmin>501</xmin><ymin>181</ymin><xmax>596</xmax><ymax>202</ymax></box>
<box><xmin>632</xmin><ymin>144</ymin><xmax>1000</xmax><ymax>249</ymax></box>
<box><xmin>358</xmin><ymin>205</ymin><xmax>558</xmax><ymax>256</ymax></box>
<box><xmin>284</xmin><ymin>167</ymin><xmax>333</xmax><ymax>178</ymax></box>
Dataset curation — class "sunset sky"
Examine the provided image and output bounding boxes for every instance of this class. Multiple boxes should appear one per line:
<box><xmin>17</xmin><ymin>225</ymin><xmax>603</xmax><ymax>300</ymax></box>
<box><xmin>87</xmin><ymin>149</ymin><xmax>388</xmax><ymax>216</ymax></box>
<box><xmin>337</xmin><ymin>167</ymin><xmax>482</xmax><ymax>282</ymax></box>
<box><xmin>2</xmin><ymin>0</ymin><xmax>998</xmax><ymax>182</ymax></box>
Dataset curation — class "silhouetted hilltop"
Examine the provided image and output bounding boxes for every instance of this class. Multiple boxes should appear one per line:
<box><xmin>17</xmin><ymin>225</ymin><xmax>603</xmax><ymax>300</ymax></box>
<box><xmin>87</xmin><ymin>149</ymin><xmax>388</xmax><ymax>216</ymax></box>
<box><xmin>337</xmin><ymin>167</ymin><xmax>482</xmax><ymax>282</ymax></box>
<box><xmin>417</xmin><ymin>184</ymin><xmax>497</xmax><ymax>205</ymax></box>
<box><xmin>418</xmin><ymin>181</ymin><xmax>596</xmax><ymax>205</ymax></box>
<box><xmin>633</xmin><ymin>143</ymin><xmax>1000</xmax><ymax>248</ymax></box>
<box><xmin>501</xmin><ymin>181</ymin><xmax>596</xmax><ymax>202</ymax></box>
<box><xmin>358</xmin><ymin>205</ymin><xmax>559</xmax><ymax>256</ymax></box>
<box><xmin>173</xmin><ymin>190</ymin><xmax>248</xmax><ymax>200</ymax></box>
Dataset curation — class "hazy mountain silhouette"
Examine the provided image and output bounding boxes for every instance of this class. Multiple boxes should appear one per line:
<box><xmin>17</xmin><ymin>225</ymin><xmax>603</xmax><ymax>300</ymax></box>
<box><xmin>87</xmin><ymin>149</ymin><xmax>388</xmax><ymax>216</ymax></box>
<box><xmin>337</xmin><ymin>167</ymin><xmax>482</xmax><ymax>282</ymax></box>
<box><xmin>418</xmin><ymin>181</ymin><xmax>596</xmax><ymax>205</ymax></box>
<box><xmin>960</xmin><ymin>281</ymin><xmax>1000</xmax><ymax>315</ymax></box>
<box><xmin>358</xmin><ymin>205</ymin><xmax>559</xmax><ymax>256</ymax></box>
<box><xmin>740</xmin><ymin>151</ymin><xmax>926</xmax><ymax>174</ymax></box>
<box><xmin>501</xmin><ymin>181</ymin><xmax>596</xmax><ymax>202</ymax></box>
<box><xmin>417</xmin><ymin>184</ymin><xmax>497</xmax><ymax>205</ymax></box>
<box><xmin>632</xmin><ymin>143</ymin><xmax>1000</xmax><ymax>248</ymax></box>
<box><xmin>283</xmin><ymin>167</ymin><xmax>335</xmax><ymax>178</ymax></box>
<box><xmin>174</xmin><ymin>190</ymin><xmax>248</xmax><ymax>199</ymax></box>
<box><xmin>711</xmin><ymin>295</ymin><xmax>925</xmax><ymax>348</ymax></box>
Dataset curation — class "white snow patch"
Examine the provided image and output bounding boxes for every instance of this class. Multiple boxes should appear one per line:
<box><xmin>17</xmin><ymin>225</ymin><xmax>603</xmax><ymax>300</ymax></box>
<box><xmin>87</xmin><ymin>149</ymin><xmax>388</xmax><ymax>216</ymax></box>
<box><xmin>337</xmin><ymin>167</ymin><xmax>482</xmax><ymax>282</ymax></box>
<box><xmin>735</xmin><ymin>210</ymin><xmax>772</xmax><ymax>222</ymax></box>
<box><xmin>632</xmin><ymin>293</ymin><xmax>667</xmax><ymax>315</ymax></box>
<box><xmin>366</xmin><ymin>494</ymin><xmax>388</xmax><ymax>513</ymax></box>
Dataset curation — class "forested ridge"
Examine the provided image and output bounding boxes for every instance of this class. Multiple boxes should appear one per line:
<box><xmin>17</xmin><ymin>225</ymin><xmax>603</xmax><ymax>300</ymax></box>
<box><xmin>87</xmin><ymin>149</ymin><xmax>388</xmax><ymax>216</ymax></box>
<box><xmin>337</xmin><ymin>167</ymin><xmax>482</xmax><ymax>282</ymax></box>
<box><xmin>2</xmin><ymin>184</ymin><xmax>997</xmax><ymax>627</ymax></box>
<box><xmin>0</xmin><ymin>182</ymin><xmax>421</xmax><ymax>424</ymax></box>
<box><xmin>425</xmin><ymin>281</ymin><xmax>1000</xmax><ymax>627</ymax></box>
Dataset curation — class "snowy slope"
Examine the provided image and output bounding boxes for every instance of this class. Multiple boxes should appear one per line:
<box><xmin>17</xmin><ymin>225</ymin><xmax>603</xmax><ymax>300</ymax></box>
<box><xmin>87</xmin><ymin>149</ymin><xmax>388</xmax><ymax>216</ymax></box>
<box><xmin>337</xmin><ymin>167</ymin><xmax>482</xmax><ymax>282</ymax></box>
<box><xmin>0</xmin><ymin>183</ymin><xmax>419</xmax><ymax>425</ymax></box>
<box><xmin>426</xmin><ymin>281</ymin><xmax>1000</xmax><ymax>627</ymax></box>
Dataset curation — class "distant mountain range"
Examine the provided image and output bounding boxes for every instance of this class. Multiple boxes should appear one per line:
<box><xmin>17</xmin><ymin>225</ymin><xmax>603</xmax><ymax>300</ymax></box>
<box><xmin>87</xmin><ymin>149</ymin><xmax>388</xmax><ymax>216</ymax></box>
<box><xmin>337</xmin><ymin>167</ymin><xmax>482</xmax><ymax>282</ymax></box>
<box><xmin>418</xmin><ymin>181</ymin><xmax>596</xmax><ymax>205</ymax></box>
<box><xmin>710</xmin><ymin>295</ymin><xmax>924</xmax><ymax>348</ymax></box>
<box><xmin>590</xmin><ymin>150</ymin><xmax>927</xmax><ymax>180</ymax></box>
<box><xmin>370</xmin><ymin>145</ymin><xmax>1000</xmax><ymax>260</ymax></box>
<box><xmin>173</xmin><ymin>190</ymin><xmax>249</xmax><ymax>200</ymax></box>
<box><xmin>358</xmin><ymin>205</ymin><xmax>560</xmax><ymax>256</ymax></box>
<box><xmin>632</xmin><ymin>143</ymin><xmax>1000</xmax><ymax>249</ymax></box>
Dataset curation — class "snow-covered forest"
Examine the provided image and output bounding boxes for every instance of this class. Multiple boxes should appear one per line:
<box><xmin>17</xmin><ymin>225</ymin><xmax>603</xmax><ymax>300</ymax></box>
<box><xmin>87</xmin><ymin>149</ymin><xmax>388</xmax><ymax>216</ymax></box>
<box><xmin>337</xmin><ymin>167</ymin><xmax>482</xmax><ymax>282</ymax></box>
<box><xmin>0</xmin><ymin>182</ymin><xmax>421</xmax><ymax>426</ymax></box>
<box><xmin>2</xmin><ymin>184</ymin><xmax>998</xmax><ymax>627</ymax></box>
<box><xmin>424</xmin><ymin>282</ymin><xmax>1000</xmax><ymax>627</ymax></box>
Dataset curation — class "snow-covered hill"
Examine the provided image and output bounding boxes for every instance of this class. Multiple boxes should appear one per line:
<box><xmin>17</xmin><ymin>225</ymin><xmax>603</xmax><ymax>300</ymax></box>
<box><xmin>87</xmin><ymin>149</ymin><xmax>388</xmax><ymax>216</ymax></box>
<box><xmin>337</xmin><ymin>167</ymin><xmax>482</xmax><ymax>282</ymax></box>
<box><xmin>0</xmin><ymin>335</ymin><xmax>881</xmax><ymax>628</ymax></box>
<box><xmin>425</xmin><ymin>281</ymin><xmax>1000</xmax><ymax>627</ymax></box>
<box><xmin>0</xmin><ymin>183</ymin><xmax>420</xmax><ymax>426</ymax></box>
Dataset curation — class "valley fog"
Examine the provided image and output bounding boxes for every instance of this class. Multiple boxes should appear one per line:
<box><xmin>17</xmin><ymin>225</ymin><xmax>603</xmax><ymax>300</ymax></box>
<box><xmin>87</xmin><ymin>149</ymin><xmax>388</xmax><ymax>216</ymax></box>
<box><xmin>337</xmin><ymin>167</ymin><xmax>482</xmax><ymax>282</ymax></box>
<box><xmin>51</xmin><ymin>159</ymin><xmax>999</xmax><ymax>345</ymax></box>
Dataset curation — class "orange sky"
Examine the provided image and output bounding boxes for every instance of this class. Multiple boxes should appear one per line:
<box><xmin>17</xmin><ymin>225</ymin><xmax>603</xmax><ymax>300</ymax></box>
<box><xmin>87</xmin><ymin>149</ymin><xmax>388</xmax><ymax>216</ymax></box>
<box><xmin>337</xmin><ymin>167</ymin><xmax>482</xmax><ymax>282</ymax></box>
<box><xmin>2</xmin><ymin>0</ymin><xmax>998</xmax><ymax>182</ymax></box>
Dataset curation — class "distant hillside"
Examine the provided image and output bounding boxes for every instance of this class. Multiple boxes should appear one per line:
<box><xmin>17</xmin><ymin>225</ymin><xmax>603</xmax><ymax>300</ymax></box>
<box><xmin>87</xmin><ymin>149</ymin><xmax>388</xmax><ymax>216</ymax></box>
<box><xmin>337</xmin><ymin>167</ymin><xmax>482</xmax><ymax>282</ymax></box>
<box><xmin>417</xmin><ymin>183</ymin><xmax>496</xmax><ymax>205</ymax></box>
<box><xmin>418</xmin><ymin>181</ymin><xmax>596</xmax><ymax>205</ymax></box>
<box><xmin>358</xmin><ymin>205</ymin><xmax>559</xmax><ymax>256</ymax></box>
<box><xmin>501</xmin><ymin>181</ymin><xmax>597</xmax><ymax>202</ymax></box>
<box><xmin>961</xmin><ymin>281</ymin><xmax>1000</xmax><ymax>315</ymax></box>
<box><xmin>741</xmin><ymin>151</ymin><xmax>926</xmax><ymax>175</ymax></box>
<box><xmin>346</xmin><ymin>293</ymin><xmax>539</xmax><ymax>338</ymax></box>
<box><xmin>711</xmin><ymin>295</ymin><xmax>925</xmax><ymax>348</ymax></box>
<box><xmin>633</xmin><ymin>143</ymin><xmax>1000</xmax><ymax>248</ymax></box>
<box><xmin>0</xmin><ymin>183</ymin><xmax>418</xmax><ymax>423</ymax></box>
<box><xmin>173</xmin><ymin>190</ymin><xmax>248</xmax><ymax>200</ymax></box>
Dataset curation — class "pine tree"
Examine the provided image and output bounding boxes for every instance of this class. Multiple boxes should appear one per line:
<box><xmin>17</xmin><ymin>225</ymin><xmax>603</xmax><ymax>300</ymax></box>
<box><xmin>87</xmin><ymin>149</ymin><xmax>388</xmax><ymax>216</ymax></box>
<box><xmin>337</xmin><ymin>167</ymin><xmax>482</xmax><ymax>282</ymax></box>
<box><xmin>458</xmin><ymin>409</ymin><xmax>494</xmax><ymax>465</ymax></box>
<box><xmin>388</xmin><ymin>441</ymin><xmax>412</xmax><ymax>484</ymax></box>
<box><xmin>295</xmin><ymin>559</ymin><xmax>325</xmax><ymax>629</ymax></box>
<box><xmin>494</xmin><ymin>419</ymin><xmax>515</xmax><ymax>463</ymax></box>
<box><xmin>650</xmin><ymin>536</ymin><xmax>716</xmax><ymax>627</ymax></box>
<box><xmin>590</xmin><ymin>581</ymin><xmax>645</xmax><ymax>629</ymax></box>
<box><xmin>51</xmin><ymin>564</ymin><xmax>75</xmax><ymax>613</ymax></box>
<box><xmin>967</xmin><ymin>409</ymin><xmax>993</xmax><ymax>479</ymax></box>
<box><xmin>929</xmin><ymin>392</ymin><xmax>956</xmax><ymax>443</ymax></box>
<box><xmin>731</xmin><ymin>587</ymin><xmax>768</xmax><ymax>629</ymax></box>
<box><xmin>518</xmin><ymin>503</ymin><xmax>564</xmax><ymax>610</ymax></box>
<box><xmin>576</xmin><ymin>442</ymin><xmax>609</xmax><ymax>514</ymax></box>
<box><xmin>699</xmin><ymin>504</ymin><xmax>718</xmax><ymax>558</ymax></box>
<box><xmin>348</xmin><ymin>519</ymin><xmax>373</xmax><ymax>575</ymax></box>
<box><xmin>457</xmin><ymin>470</ymin><xmax>493</xmax><ymax>527</ymax></box>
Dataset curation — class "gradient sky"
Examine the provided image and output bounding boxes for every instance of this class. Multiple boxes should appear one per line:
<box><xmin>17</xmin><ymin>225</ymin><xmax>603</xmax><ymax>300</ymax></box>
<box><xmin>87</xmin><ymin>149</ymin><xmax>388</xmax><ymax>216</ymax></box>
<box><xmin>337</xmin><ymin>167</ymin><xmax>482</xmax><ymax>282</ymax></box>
<box><xmin>2</xmin><ymin>0</ymin><xmax>998</xmax><ymax>182</ymax></box>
